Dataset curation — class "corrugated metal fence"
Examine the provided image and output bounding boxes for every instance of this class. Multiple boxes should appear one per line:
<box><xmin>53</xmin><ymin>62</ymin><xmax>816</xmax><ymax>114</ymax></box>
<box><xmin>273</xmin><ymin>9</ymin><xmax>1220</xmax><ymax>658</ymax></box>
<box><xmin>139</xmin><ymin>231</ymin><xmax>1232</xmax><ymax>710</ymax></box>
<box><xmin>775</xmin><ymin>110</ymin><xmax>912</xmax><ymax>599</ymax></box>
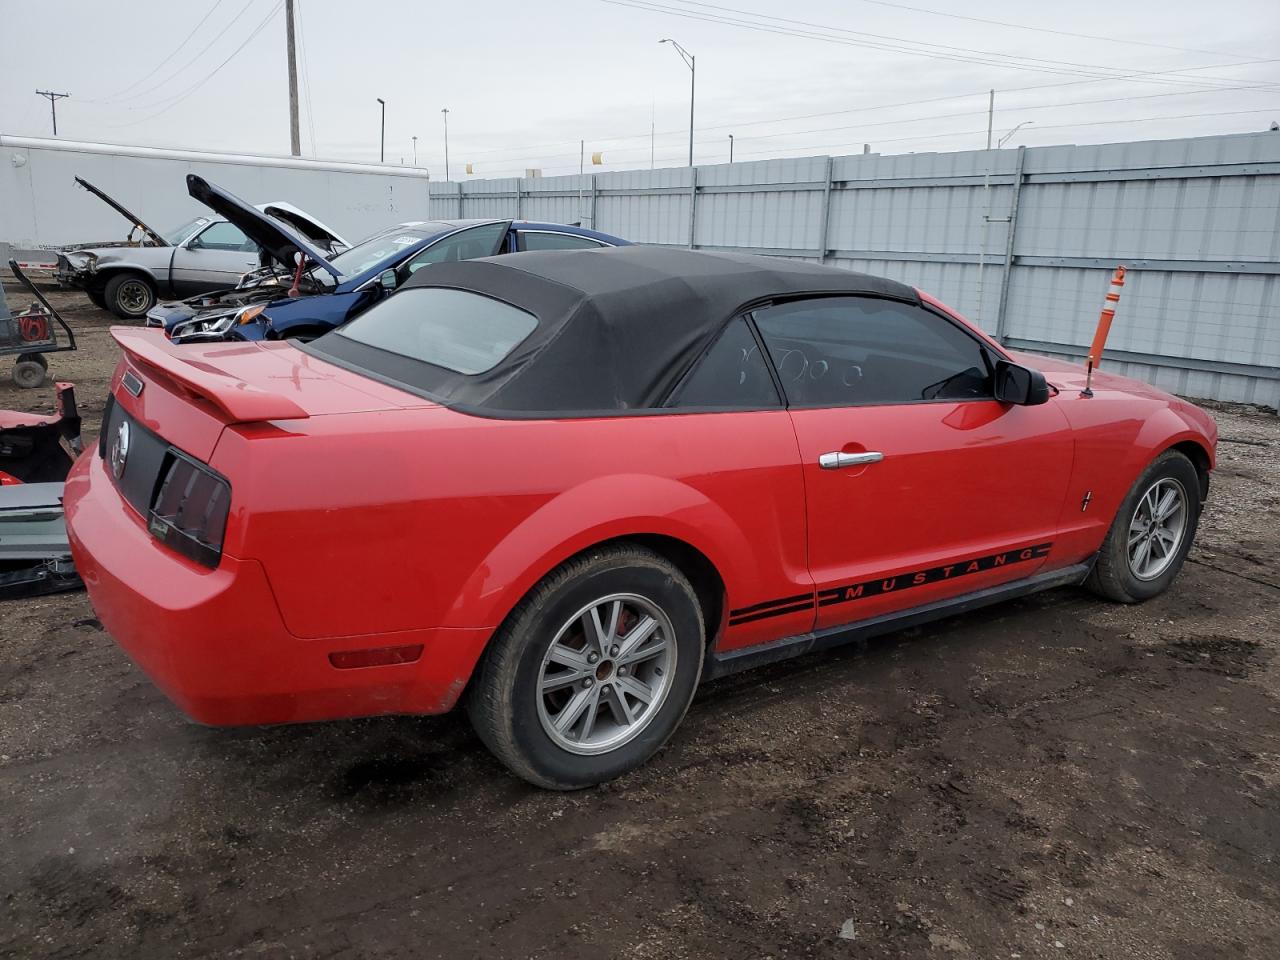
<box><xmin>430</xmin><ymin>132</ymin><xmax>1280</xmax><ymax>408</ymax></box>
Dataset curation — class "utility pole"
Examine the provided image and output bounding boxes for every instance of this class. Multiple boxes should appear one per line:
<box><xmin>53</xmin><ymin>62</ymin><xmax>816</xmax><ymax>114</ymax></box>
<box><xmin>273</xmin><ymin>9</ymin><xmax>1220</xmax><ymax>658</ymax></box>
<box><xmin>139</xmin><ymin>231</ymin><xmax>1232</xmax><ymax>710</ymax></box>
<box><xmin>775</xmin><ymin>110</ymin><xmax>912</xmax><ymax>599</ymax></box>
<box><xmin>35</xmin><ymin>91</ymin><xmax>70</xmax><ymax>136</ymax></box>
<box><xmin>441</xmin><ymin>108</ymin><xmax>450</xmax><ymax>181</ymax></box>
<box><xmin>285</xmin><ymin>0</ymin><xmax>300</xmax><ymax>156</ymax></box>
<box><xmin>986</xmin><ymin>89</ymin><xmax>995</xmax><ymax>150</ymax></box>
<box><xmin>728</xmin><ymin>134</ymin><xmax>734</xmax><ymax>163</ymax></box>
<box><xmin>412</xmin><ymin>135</ymin><xmax>418</xmax><ymax>165</ymax></box>
<box><xmin>660</xmin><ymin>39</ymin><xmax>695</xmax><ymax>166</ymax></box>
<box><xmin>376</xmin><ymin>98</ymin><xmax>386</xmax><ymax>163</ymax></box>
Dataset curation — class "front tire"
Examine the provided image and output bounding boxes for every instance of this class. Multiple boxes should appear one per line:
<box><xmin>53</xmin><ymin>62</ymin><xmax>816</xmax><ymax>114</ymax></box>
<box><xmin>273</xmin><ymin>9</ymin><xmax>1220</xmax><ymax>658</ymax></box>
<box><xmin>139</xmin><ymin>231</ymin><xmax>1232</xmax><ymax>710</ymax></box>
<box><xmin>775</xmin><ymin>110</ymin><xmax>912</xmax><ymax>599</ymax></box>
<box><xmin>104</xmin><ymin>273</ymin><xmax>156</xmax><ymax>320</ymax></box>
<box><xmin>1087</xmin><ymin>450</ymin><xmax>1202</xmax><ymax>603</ymax></box>
<box><xmin>468</xmin><ymin>544</ymin><xmax>704</xmax><ymax>789</ymax></box>
<box><xmin>86</xmin><ymin>288</ymin><xmax>108</xmax><ymax>310</ymax></box>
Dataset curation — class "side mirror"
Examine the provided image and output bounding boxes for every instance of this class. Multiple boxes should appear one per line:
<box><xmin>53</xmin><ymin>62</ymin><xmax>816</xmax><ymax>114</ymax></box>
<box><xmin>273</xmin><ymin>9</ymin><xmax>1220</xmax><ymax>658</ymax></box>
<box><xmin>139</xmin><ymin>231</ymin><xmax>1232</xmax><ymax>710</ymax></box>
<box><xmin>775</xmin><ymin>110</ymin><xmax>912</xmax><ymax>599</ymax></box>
<box><xmin>379</xmin><ymin>269</ymin><xmax>397</xmax><ymax>291</ymax></box>
<box><xmin>994</xmin><ymin>359</ymin><xmax>1050</xmax><ymax>406</ymax></box>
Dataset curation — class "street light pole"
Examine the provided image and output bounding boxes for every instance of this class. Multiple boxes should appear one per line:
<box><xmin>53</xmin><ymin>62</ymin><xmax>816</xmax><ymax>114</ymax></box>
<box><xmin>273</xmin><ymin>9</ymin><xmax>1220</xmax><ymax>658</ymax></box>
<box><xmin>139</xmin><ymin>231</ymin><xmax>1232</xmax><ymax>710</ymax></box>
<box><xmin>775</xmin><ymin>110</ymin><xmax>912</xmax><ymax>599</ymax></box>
<box><xmin>412</xmin><ymin>135</ymin><xmax>418</xmax><ymax>166</ymax></box>
<box><xmin>660</xmin><ymin>38</ymin><xmax>695</xmax><ymax>166</ymax></box>
<box><xmin>999</xmin><ymin>121</ymin><xmax>1033</xmax><ymax>148</ymax></box>
<box><xmin>441</xmin><ymin>108</ymin><xmax>450</xmax><ymax>181</ymax></box>
<box><xmin>376</xmin><ymin>97</ymin><xmax>386</xmax><ymax>163</ymax></box>
<box><xmin>728</xmin><ymin>134</ymin><xmax>734</xmax><ymax>163</ymax></box>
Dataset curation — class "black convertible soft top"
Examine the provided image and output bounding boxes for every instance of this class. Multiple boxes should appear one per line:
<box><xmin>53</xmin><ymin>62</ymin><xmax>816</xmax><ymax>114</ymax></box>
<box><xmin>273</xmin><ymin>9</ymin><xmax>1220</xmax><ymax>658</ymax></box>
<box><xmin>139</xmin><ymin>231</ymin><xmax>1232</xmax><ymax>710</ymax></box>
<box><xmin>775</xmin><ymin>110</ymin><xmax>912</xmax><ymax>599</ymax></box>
<box><xmin>307</xmin><ymin>245</ymin><xmax>919</xmax><ymax>415</ymax></box>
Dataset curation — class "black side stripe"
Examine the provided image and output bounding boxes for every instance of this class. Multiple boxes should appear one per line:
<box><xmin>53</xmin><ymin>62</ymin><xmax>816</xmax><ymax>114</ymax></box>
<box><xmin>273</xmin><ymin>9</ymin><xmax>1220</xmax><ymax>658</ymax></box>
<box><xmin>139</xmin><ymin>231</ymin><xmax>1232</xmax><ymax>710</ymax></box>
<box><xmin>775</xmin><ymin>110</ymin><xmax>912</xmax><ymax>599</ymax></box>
<box><xmin>727</xmin><ymin>542</ymin><xmax>1055</xmax><ymax>628</ymax></box>
<box><xmin>818</xmin><ymin>543</ymin><xmax>1053</xmax><ymax>608</ymax></box>
<box><xmin>729</xmin><ymin>593</ymin><xmax>812</xmax><ymax>618</ymax></box>
<box><xmin>728</xmin><ymin>601</ymin><xmax>815</xmax><ymax>626</ymax></box>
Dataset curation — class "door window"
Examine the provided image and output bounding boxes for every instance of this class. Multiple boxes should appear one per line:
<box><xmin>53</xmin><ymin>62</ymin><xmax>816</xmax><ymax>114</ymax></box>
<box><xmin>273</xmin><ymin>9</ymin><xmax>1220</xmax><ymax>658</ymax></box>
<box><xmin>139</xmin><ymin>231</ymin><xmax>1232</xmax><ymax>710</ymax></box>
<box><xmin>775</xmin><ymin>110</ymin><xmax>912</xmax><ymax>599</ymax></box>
<box><xmin>667</xmin><ymin>317</ymin><xmax>781</xmax><ymax>409</ymax></box>
<box><xmin>396</xmin><ymin>222</ymin><xmax>510</xmax><ymax>281</ymax></box>
<box><xmin>189</xmin><ymin>221</ymin><xmax>253</xmax><ymax>251</ymax></box>
<box><xmin>753</xmin><ymin>297</ymin><xmax>992</xmax><ymax>407</ymax></box>
<box><xmin>516</xmin><ymin>231</ymin><xmax>605</xmax><ymax>252</ymax></box>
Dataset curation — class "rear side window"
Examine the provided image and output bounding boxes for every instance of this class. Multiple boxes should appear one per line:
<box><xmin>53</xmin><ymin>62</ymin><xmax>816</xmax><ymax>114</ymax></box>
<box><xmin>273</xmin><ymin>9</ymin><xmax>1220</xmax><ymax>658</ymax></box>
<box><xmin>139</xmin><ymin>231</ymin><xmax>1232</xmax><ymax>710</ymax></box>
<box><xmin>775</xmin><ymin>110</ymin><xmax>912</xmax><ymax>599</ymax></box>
<box><xmin>517</xmin><ymin>231</ymin><xmax>605</xmax><ymax>252</ymax></box>
<box><xmin>667</xmin><ymin>317</ymin><xmax>780</xmax><ymax>409</ymax></box>
<box><xmin>336</xmin><ymin>288</ymin><xmax>536</xmax><ymax>375</ymax></box>
<box><xmin>753</xmin><ymin>297</ymin><xmax>992</xmax><ymax>406</ymax></box>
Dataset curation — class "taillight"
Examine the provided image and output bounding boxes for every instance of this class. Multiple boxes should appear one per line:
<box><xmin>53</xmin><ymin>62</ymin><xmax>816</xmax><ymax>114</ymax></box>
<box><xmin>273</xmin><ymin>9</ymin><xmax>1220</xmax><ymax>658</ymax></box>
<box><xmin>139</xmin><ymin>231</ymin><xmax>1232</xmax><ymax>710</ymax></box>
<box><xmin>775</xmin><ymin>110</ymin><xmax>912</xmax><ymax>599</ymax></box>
<box><xmin>147</xmin><ymin>452</ymin><xmax>231</xmax><ymax>569</ymax></box>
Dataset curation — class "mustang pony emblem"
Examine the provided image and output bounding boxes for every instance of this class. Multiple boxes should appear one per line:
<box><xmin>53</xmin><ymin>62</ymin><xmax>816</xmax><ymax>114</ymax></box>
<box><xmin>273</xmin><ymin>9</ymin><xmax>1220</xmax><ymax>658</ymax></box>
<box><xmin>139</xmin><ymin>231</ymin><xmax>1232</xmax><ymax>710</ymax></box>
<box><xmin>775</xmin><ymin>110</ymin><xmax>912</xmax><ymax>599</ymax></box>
<box><xmin>109</xmin><ymin>420</ymin><xmax>130</xmax><ymax>479</ymax></box>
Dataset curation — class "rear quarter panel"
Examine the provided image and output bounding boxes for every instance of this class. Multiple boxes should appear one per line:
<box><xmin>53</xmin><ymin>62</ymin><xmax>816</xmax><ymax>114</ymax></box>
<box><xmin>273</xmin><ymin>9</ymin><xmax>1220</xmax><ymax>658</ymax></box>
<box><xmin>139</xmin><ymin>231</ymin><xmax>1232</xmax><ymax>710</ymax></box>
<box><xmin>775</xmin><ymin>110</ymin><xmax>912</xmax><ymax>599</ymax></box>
<box><xmin>212</xmin><ymin>407</ymin><xmax>813</xmax><ymax>648</ymax></box>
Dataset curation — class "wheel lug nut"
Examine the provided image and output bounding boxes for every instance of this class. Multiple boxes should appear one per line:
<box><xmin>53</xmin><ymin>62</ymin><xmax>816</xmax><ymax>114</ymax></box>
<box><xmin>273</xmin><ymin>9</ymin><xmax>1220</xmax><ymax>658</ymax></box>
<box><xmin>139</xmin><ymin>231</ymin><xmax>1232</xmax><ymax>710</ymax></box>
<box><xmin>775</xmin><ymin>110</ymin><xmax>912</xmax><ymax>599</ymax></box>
<box><xmin>588</xmin><ymin>653</ymin><xmax>599</xmax><ymax>664</ymax></box>
<box><xmin>582</xmin><ymin>678</ymin><xmax>593</xmax><ymax>688</ymax></box>
<box><xmin>610</xmin><ymin>645</ymin><xmax>620</xmax><ymax>656</ymax></box>
<box><xmin>618</xmin><ymin>667</ymin><xmax>628</xmax><ymax>676</ymax></box>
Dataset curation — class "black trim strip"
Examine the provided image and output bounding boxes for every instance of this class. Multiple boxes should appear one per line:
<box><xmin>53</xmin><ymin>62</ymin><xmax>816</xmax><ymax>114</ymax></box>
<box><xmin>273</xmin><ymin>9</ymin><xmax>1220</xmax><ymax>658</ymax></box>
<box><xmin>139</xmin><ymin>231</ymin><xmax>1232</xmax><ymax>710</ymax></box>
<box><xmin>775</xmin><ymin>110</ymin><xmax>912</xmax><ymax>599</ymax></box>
<box><xmin>705</xmin><ymin>560</ymin><xmax>1095</xmax><ymax>681</ymax></box>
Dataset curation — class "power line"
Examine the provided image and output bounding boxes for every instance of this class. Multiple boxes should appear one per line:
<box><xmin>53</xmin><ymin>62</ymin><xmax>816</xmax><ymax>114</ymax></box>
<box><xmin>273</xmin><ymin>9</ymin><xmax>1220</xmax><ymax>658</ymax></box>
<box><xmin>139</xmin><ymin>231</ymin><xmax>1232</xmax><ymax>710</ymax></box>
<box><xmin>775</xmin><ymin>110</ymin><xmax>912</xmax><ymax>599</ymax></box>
<box><xmin>730</xmin><ymin>106</ymin><xmax>1280</xmax><ymax>159</ymax></box>
<box><xmin>105</xmin><ymin>3</ymin><xmax>284</xmax><ymax>128</ymax></box>
<box><xmin>418</xmin><ymin>81</ymin><xmax>1272</xmax><ymax>173</ymax></box>
<box><xmin>468</xmin><ymin>106</ymin><xmax>1277</xmax><ymax>176</ymax></box>
<box><xmin>88</xmin><ymin>0</ymin><xmax>227</xmax><ymax>103</ymax></box>
<box><xmin>668</xmin><ymin>0</ymin><xmax>1268</xmax><ymax>87</ymax></box>
<box><xmin>845</xmin><ymin>0</ymin><xmax>1265</xmax><ymax>61</ymax></box>
<box><xmin>598</xmin><ymin>0</ymin><xmax>1279</xmax><ymax>91</ymax></box>
<box><xmin>99</xmin><ymin>0</ymin><xmax>259</xmax><ymax>108</ymax></box>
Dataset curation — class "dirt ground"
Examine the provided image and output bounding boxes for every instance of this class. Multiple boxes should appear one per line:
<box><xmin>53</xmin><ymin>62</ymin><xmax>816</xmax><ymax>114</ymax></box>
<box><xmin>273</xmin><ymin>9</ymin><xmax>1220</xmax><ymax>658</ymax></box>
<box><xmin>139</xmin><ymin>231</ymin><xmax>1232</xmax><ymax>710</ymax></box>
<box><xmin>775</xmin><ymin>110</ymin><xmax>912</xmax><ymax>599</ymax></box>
<box><xmin>2</xmin><ymin>277</ymin><xmax>1278</xmax><ymax>960</ymax></box>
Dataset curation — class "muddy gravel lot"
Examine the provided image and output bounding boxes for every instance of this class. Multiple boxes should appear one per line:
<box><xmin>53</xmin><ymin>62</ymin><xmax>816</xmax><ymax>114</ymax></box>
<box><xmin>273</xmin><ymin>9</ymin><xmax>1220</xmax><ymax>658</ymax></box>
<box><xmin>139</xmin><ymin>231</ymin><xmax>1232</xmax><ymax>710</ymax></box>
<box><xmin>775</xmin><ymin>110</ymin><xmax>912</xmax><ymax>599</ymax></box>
<box><xmin>2</xmin><ymin>278</ymin><xmax>1278</xmax><ymax>959</ymax></box>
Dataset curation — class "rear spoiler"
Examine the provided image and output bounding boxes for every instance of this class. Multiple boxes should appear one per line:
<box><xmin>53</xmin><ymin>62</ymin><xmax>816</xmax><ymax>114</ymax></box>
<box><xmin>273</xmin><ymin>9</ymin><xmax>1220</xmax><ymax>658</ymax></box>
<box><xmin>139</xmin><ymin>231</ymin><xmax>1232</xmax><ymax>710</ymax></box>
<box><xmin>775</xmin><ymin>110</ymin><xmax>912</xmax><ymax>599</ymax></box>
<box><xmin>110</xmin><ymin>327</ymin><xmax>310</xmax><ymax>423</ymax></box>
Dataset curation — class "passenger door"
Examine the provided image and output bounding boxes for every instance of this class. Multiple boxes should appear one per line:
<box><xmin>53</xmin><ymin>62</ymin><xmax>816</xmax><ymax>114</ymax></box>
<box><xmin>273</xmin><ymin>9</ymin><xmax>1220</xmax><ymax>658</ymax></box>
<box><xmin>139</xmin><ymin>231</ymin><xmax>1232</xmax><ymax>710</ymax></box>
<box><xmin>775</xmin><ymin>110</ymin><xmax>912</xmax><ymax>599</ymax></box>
<box><xmin>752</xmin><ymin>296</ymin><xmax>1074</xmax><ymax>630</ymax></box>
<box><xmin>168</xmin><ymin>221</ymin><xmax>260</xmax><ymax>295</ymax></box>
<box><xmin>394</xmin><ymin>222</ymin><xmax>510</xmax><ymax>284</ymax></box>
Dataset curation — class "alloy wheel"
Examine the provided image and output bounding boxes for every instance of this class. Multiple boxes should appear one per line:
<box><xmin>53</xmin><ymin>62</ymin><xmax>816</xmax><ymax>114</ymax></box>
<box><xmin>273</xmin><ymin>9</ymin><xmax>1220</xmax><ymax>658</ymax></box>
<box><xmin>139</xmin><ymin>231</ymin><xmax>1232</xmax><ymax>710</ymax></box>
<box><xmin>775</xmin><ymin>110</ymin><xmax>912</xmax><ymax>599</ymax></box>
<box><xmin>536</xmin><ymin>593</ymin><xmax>676</xmax><ymax>756</ymax></box>
<box><xmin>1126</xmin><ymin>477</ymin><xmax>1188</xmax><ymax>581</ymax></box>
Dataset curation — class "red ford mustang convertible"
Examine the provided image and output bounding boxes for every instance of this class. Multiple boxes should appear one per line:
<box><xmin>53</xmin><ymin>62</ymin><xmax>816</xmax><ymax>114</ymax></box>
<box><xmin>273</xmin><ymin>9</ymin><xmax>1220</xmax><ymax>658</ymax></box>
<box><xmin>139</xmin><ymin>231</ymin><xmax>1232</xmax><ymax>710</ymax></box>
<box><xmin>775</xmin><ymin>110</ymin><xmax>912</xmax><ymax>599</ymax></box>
<box><xmin>65</xmin><ymin>246</ymin><xmax>1217</xmax><ymax>788</ymax></box>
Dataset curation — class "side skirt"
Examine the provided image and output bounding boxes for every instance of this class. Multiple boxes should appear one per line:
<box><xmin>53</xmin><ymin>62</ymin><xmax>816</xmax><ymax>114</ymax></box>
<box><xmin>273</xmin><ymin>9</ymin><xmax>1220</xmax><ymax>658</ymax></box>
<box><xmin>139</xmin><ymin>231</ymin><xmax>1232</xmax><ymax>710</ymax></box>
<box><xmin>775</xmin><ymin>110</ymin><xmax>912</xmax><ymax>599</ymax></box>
<box><xmin>703</xmin><ymin>560</ymin><xmax>1095</xmax><ymax>680</ymax></box>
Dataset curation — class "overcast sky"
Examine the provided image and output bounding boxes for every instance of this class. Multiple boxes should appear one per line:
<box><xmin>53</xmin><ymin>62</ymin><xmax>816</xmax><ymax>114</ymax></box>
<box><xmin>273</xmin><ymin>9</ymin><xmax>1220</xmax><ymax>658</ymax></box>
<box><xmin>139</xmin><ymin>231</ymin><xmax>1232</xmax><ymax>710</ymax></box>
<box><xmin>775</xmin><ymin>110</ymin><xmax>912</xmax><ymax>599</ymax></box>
<box><xmin>1</xmin><ymin>0</ymin><xmax>1277</xmax><ymax>177</ymax></box>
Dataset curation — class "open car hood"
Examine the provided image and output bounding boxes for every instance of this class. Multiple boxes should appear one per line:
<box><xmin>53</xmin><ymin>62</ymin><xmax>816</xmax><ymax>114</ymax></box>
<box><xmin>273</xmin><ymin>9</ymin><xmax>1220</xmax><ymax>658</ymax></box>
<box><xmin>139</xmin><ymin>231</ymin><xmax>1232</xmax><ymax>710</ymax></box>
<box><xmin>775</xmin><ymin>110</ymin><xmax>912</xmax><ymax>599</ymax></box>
<box><xmin>259</xmin><ymin>202</ymin><xmax>347</xmax><ymax>254</ymax></box>
<box><xmin>74</xmin><ymin>177</ymin><xmax>169</xmax><ymax>247</ymax></box>
<box><xmin>186</xmin><ymin>175</ymin><xmax>342</xmax><ymax>279</ymax></box>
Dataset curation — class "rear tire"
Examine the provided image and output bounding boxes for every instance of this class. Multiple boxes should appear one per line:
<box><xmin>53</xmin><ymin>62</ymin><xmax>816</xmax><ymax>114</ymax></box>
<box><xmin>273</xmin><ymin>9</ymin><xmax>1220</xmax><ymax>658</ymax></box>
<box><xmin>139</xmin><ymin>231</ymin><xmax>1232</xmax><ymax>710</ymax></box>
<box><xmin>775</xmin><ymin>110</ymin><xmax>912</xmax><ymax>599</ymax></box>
<box><xmin>1086</xmin><ymin>450</ymin><xmax>1201</xmax><ymax>603</ymax></box>
<box><xmin>104</xmin><ymin>273</ymin><xmax>156</xmax><ymax>320</ymax></box>
<box><xmin>467</xmin><ymin>543</ymin><xmax>704</xmax><ymax>789</ymax></box>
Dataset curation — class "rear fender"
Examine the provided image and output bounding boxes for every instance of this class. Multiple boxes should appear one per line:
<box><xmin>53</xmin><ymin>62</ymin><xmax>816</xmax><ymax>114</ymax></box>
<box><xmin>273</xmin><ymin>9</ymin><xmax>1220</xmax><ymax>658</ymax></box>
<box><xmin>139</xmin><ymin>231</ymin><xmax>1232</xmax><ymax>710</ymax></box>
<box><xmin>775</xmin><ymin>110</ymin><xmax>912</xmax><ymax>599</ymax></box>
<box><xmin>441</xmin><ymin>473</ymin><xmax>752</xmax><ymax>631</ymax></box>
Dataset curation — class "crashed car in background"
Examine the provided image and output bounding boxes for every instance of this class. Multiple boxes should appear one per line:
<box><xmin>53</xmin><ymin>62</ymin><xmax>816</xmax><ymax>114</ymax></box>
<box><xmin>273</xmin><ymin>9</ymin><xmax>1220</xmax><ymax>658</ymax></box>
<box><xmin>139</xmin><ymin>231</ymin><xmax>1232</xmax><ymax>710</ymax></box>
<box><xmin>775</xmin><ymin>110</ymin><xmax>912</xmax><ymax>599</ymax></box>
<box><xmin>149</xmin><ymin>174</ymin><xmax>629</xmax><ymax>344</ymax></box>
<box><xmin>0</xmin><ymin>384</ymin><xmax>84</xmax><ymax>600</ymax></box>
<box><xmin>54</xmin><ymin>176</ymin><xmax>347</xmax><ymax>320</ymax></box>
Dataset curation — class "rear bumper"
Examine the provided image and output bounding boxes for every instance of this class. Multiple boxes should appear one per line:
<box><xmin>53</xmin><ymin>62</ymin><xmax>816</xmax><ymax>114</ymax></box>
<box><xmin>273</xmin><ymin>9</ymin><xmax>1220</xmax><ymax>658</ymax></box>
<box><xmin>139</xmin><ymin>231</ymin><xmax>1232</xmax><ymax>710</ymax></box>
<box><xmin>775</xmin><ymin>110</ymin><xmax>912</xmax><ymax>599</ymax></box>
<box><xmin>64</xmin><ymin>451</ymin><xmax>491</xmax><ymax>726</ymax></box>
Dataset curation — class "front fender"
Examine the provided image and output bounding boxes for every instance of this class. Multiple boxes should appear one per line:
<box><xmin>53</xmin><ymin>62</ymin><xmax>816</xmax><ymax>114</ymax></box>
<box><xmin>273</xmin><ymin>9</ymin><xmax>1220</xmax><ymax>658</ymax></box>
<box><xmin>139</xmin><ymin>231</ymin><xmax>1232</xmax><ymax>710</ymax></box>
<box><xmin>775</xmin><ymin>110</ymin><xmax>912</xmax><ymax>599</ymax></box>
<box><xmin>265</xmin><ymin>290</ymin><xmax>371</xmax><ymax>337</ymax></box>
<box><xmin>1119</xmin><ymin>404</ymin><xmax>1217</xmax><ymax>496</ymax></box>
<box><xmin>441</xmin><ymin>473</ymin><xmax>755</xmax><ymax>629</ymax></box>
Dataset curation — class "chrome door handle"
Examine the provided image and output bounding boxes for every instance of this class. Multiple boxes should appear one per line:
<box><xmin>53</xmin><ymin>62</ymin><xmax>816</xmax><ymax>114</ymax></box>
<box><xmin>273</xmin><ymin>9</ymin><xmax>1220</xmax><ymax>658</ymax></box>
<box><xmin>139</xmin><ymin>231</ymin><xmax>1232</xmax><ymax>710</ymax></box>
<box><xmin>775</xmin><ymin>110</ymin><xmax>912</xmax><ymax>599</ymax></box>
<box><xmin>819</xmin><ymin>451</ymin><xmax>884</xmax><ymax>470</ymax></box>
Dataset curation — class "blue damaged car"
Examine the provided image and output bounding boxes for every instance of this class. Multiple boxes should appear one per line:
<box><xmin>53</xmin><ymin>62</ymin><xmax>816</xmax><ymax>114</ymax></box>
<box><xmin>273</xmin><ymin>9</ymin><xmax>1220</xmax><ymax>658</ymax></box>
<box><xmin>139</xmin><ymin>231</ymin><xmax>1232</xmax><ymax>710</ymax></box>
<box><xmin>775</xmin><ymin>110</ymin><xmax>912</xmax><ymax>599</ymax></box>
<box><xmin>149</xmin><ymin>175</ymin><xmax>628</xmax><ymax>343</ymax></box>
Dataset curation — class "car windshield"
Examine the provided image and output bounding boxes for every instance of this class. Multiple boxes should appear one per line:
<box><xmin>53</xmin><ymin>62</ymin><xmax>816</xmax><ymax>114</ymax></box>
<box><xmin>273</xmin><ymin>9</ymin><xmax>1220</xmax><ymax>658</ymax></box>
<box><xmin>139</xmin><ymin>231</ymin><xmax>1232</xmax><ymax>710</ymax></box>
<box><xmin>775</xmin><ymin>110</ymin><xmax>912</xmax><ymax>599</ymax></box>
<box><xmin>328</xmin><ymin>226</ymin><xmax>438</xmax><ymax>280</ymax></box>
<box><xmin>163</xmin><ymin>217</ymin><xmax>209</xmax><ymax>245</ymax></box>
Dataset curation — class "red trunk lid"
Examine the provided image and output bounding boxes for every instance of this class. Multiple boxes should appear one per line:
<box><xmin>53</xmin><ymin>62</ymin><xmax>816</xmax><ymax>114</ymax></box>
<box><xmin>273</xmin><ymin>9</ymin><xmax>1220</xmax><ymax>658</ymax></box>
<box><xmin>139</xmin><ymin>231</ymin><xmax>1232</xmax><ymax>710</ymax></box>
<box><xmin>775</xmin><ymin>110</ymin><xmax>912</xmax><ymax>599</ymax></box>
<box><xmin>109</xmin><ymin>328</ymin><xmax>433</xmax><ymax>461</ymax></box>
